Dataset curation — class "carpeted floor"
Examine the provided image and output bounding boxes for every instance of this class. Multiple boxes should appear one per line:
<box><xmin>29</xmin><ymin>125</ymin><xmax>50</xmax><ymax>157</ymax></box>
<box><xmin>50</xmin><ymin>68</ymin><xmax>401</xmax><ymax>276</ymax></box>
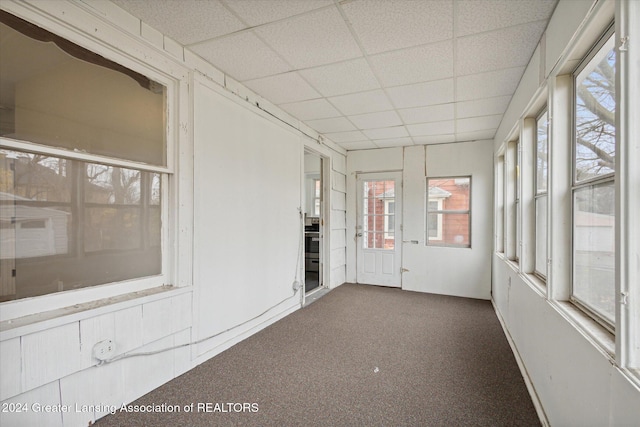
<box><xmin>96</xmin><ymin>283</ymin><xmax>540</xmax><ymax>426</ymax></box>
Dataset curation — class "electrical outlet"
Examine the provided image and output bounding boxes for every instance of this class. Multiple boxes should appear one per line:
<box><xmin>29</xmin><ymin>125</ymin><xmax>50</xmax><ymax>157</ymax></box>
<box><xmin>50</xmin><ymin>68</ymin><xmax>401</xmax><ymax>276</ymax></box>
<box><xmin>93</xmin><ymin>339</ymin><xmax>116</xmax><ymax>361</ymax></box>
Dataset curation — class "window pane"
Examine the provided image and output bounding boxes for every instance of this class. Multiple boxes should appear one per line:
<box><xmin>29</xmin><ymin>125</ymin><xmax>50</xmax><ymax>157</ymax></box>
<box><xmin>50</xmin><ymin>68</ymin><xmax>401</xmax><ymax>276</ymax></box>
<box><xmin>536</xmin><ymin>112</ymin><xmax>548</xmax><ymax>194</ymax></box>
<box><xmin>428</xmin><ymin>213</ymin><xmax>470</xmax><ymax>247</ymax></box>
<box><xmin>0</xmin><ymin>15</ymin><xmax>166</xmax><ymax>166</ymax></box>
<box><xmin>85</xmin><ymin>164</ymin><xmax>141</xmax><ymax>205</ymax></box>
<box><xmin>535</xmin><ymin>196</ymin><xmax>547</xmax><ymax>277</ymax></box>
<box><xmin>428</xmin><ymin>178</ymin><xmax>470</xmax><ymax>210</ymax></box>
<box><xmin>573</xmin><ymin>183</ymin><xmax>615</xmax><ymax>323</ymax></box>
<box><xmin>575</xmin><ymin>36</ymin><xmax>615</xmax><ymax>182</ymax></box>
<box><xmin>0</xmin><ymin>149</ymin><xmax>161</xmax><ymax>302</ymax></box>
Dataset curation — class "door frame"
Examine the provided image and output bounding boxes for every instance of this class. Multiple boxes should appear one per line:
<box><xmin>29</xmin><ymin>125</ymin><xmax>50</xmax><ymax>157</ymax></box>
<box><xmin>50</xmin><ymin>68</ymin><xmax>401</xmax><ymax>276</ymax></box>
<box><xmin>302</xmin><ymin>147</ymin><xmax>330</xmax><ymax>300</ymax></box>
<box><xmin>355</xmin><ymin>171</ymin><xmax>403</xmax><ymax>287</ymax></box>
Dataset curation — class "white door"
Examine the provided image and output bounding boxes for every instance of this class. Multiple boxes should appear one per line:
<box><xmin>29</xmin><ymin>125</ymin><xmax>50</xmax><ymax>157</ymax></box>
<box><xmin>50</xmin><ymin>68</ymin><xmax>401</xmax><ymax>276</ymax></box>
<box><xmin>356</xmin><ymin>172</ymin><xmax>402</xmax><ymax>287</ymax></box>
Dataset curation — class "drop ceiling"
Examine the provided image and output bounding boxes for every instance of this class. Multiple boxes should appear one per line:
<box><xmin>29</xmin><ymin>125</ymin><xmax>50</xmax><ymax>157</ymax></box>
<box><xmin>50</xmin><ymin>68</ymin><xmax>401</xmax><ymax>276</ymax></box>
<box><xmin>112</xmin><ymin>0</ymin><xmax>558</xmax><ymax>150</ymax></box>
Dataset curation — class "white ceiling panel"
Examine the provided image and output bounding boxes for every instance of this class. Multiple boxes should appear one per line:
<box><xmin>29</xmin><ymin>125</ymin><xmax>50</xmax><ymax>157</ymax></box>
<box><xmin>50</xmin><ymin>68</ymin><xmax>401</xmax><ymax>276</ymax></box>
<box><xmin>374</xmin><ymin>137</ymin><xmax>414</xmax><ymax>148</ymax></box>
<box><xmin>456</xmin><ymin>22</ymin><xmax>547</xmax><ymax>76</ymax></box>
<box><xmin>244</xmin><ymin>72</ymin><xmax>320</xmax><ymax>104</ymax></box>
<box><xmin>189</xmin><ymin>32</ymin><xmax>291</xmax><ymax>82</ymax></box>
<box><xmin>299</xmin><ymin>58</ymin><xmax>380</xmax><ymax>97</ymax></box>
<box><xmin>456</xmin><ymin>0</ymin><xmax>557</xmax><ymax>37</ymax></box>
<box><xmin>113</xmin><ymin>0</ymin><xmax>245</xmax><ymax>45</ymax></box>
<box><xmin>413</xmin><ymin>134</ymin><xmax>456</xmax><ymax>145</ymax></box>
<box><xmin>337</xmin><ymin>141</ymin><xmax>379</xmax><ymax>151</ymax></box>
<box><xmin>456</xmin><ymin>96</ymin><xmax>512</xmax><ymax>119</ymax></box>
<box><xmin>255</xmin><ymin>7</ymin><xmax>361</xmax><ymax>69</ymax></box>
<box><xmin>398</xmin><ymin>104</ymin><xmax>455</xmax><ymax>125</ymax></box>
<box><xmin>341</xmin><ymin>0</ymin><xmax>453</xmax><ymax>54</ymax></box>
<box><xmin>305</xmin><ymin>117</ymin><xmax>356</xmax><ymax>133</ymax></box>
<box><xmin>455</xmin><ymin>129</ymin><xmax>497</xmax><ymax>141</ymax></box>
<box><xmin>387</xmin><ymin>80</ymin><xmax>454</xmax><ymax>109</ymax></box>
<box><xmin>456</xmin><ymin>67</ymin><xmax>525</xmax><ymax>102</ymax></box>
<box><xmin>279</xmin><ymin>99</ymin><xmax>341</xmax><ymax>121</ymax></box>
<box><xmin>349</xmin><ymin>111</ymin><xmax>402</xmax><ymax>130</ymax></box>
<box><xmin>328</xmin><ymin>90</ymin><xmax>394</xmax><ymax>116</ymax></box>
<box><xmin>323</xmin><ymin>130</ymin><xmax>368</xmax><ymax>143</ymax></box>
<box><xmin>456</xmin><ymin>115</ymin><xmax>503</xmax><ymax>133</ymax></box>
<box><xmin>407</xmin><ymin>121</ymin><xmax>455</xmax><ymax>137</ymax></box>
<box><xmin>224</xmin><ymin>0</ymin><xmax>332</xmax><ymax>27</ymax></box>
<box><xmin>363</xmin><ymin>127</ymin><xmax>409</xmax><ymax>140</ymax></box>
<box><xmin>369</xmin><ymin>40</ymin><xmax>454</xmax><ymax>87</ymax></box>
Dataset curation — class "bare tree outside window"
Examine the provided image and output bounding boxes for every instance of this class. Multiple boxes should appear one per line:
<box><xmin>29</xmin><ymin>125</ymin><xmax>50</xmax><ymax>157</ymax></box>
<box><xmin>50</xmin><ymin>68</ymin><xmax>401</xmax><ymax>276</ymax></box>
<box><xmin>575</xmin><ymin>39</ymin><xmax>616</xmax><ymax>182</ymax></box>
<box><xmin>572</xmin><ymin>33</ymin><xmax>616</xmax><ymax>327</ymax></box>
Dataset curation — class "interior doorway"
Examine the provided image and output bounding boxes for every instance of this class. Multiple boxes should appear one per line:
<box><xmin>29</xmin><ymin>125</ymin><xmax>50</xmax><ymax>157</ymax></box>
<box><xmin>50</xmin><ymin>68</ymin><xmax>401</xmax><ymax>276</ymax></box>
<box><xmin>304</xmin><ymin>150</ymin><xmax>324</xmax><ymax>293</ymax></box>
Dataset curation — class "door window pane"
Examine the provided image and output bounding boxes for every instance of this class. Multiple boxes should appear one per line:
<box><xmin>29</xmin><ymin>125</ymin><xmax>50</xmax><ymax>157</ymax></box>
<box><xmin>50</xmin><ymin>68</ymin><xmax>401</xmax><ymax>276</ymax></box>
<box><xmin>362</xmin><ymin>180</ymin><xmax>395</xmax><ymax>250</ymax></box>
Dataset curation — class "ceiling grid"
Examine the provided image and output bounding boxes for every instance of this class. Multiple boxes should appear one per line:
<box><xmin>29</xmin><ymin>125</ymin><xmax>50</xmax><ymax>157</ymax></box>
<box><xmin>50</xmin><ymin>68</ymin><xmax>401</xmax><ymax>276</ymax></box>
<box><xmin>112</xmin><ymin>0</ymin><xmax>558</xmax><ymax>150</ymax></box>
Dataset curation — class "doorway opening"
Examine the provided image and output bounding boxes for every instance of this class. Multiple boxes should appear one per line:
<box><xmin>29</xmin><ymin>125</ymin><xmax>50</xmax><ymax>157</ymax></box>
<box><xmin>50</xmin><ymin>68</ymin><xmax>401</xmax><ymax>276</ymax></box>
<box><xmin>304</xmin><ymin>150</ymin><xmax>324</xmax><ymax>294</ymax></box>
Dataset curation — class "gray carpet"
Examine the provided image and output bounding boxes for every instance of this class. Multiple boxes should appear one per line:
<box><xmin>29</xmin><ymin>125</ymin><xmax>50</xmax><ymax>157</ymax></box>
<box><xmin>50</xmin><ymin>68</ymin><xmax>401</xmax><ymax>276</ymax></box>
<box><xmin>96</xmin><ymin>283</ymin><xmax>540</xmax><ymax>426</ymax></box>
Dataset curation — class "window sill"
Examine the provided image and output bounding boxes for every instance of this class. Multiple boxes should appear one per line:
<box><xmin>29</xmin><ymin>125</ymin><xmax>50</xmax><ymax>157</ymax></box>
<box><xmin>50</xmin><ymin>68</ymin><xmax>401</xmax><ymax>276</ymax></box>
<box><xmin>0</xmin><ymin>285</ymin><xmax>190</xmax><ymax>341</ymax></box>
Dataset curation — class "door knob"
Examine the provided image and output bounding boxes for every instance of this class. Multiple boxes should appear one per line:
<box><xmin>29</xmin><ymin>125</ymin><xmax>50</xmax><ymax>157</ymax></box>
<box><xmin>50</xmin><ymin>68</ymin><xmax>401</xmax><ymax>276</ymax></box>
<box><xmin>356</xmin><ymin>233</ymin><xmax>363</xmax><ymax>237</ymax></box>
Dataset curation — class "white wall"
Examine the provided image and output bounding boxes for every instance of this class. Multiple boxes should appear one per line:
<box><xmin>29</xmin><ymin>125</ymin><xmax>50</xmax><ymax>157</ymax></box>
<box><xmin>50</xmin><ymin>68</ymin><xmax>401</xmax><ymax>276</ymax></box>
<box><xmin>0</xmin><ymin>1</ymin><xmax>347</xmax><ymax>426</ymax></box>
<box><xmin>403</xmin><ymin>141</ymin><xmax>493</xmax><ymax>299</ymax></box>
<box><xmin>493</xmin><ymin>0</ymin><xmax>640</xmax><ymax>425</ymax></box>
<box><xmin>192</xmin><ymin>78</ymin><xmax>303</xmax><ymax>358</ymax></box>
<box><xmin>346</xmin><ymin>142</ymin><xmax>493</xmax><ymax>300</ymax></box>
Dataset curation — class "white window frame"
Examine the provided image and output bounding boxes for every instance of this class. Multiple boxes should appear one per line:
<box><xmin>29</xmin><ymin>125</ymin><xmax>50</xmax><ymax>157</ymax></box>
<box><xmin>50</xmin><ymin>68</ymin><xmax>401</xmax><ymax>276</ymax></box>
<box><xmin>0</xmin><ymin>5</ymin><xmax>187</xmax><ymax>322</ymax></box>
<box><xmin>426</xmin><ymin>176</ymin><xmax>472</xmax><ymax>248</ymax></box>
<box><xmin>534</xmin><ymin>109</ymin><xmax>549</xmax><ymax>280</ymax></box>
<box><xmin>570</xmin><ymin>26</ymin><xmax>617</xmax><ymax>332</ymax></box>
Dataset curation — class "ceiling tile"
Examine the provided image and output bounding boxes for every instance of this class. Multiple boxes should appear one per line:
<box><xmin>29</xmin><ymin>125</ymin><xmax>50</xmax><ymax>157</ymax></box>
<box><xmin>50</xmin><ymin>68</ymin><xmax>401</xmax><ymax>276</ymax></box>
<box><xmin>387</xmin><ymin>80</ymin><xmax>454</xmax><ymax>109</ymax></box>
<box><xmin>224</xmin><ymin>0</ymin><xmax>332</xmax><ymax>26</ymax></box>
<box><xmin>255</xmin><ymin>7</ymin><xmax>361</xmax><ymax>69</ymax></box>
<box><xmin>413</xmin><ymin>134</ymin><xmax>456</xmax><ymax>145</ymax></box>
<box><xmin>337</xmin><ymin>141</ymin><xmax>378</xmax><ymax>150</ymax></box>
<box><xmin>299</xmin><ymin>58</ymin><xmax>380</xmax><ymax>97</ymax></box>
<box><xmin>113</xmin><ymin>0</ymin><xmax>246</xmax><ymax>45</ymax></box>
<box><xmin>369</xmin><ymin>40</ymin><xmax>453</xmax><ymax>87</ymax></box>
<box><xmin>407</xmin><ymin>121</ymin><xmax>455</xmax><ymax>137</ymax></box>
<box><xmin>456</xmin><ymin>96</ymin><xmax>511</xmax><ymax>119</ymax></box>
<box><xmin>341</xmin><ymin>0</ymin><xmax>453</xmax><ymax>54</ymax></box>
<box><xmin>398</xmin><ymin>104</ymin><xmax>454</xmax><ymax>124</ymax></box>
<box><xmin>279</xmin><ymin>99</ymin><xmax>341</xmax><ymax>121</ymax></box>
<box><xmin>456</xmin><ymin>115</ymin><xmax>503</xmax><ymax>133</ymax></box>
<box><xmin>305</xmin><ymin>117</ymin><xmax>356</xmax><ymax>133</ymax></box>
<box><xmin>456</xmin><ymin>22</ymin><xmax>547</xmax><ymax>75</ymax></box>
<box><xmin>328</xmin><ymin>90</ymin><xmax>394</xmax><ymax>116</ymax></box>
<box><xmin>374</xmin><ymin>137</ymin><xmax>414</xmax><ymax>148</ymax></box>
<box><xmin>349</xmin><ymin>111</ymin><xmax>402</xmax><ymax>130</ymax></box>
<box><xmin>456</xmin><ymin>0</ymin><xmax>557</xmax><ymax>37</ymax></box>
<box><xmin>455</xmin><ymin>129</ymin><xmax>497</xmax><ymax>141</ymax></box>
<box><xmin>323</xmin><ymin>130</ymin><xmax>368</xmax><ymax>143</ymax></box>
<box><xmin>363</xmin><ymin>127</ymin><xmax>409</xmax><ymax>140</ymax></box>
<box><xmin>244</xmin><ymin>72</ymin><xmax>320</xmax><ymax>104</ymax></box>
<box><xmin>456</xmin><ymin>67</ymin><xmax>524</xmax><ymax>101</ymax></box>
<box><xmin>189</xmin><ymin>32</ymin><xmax>291</xmax><ymax>81</ymax></box>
